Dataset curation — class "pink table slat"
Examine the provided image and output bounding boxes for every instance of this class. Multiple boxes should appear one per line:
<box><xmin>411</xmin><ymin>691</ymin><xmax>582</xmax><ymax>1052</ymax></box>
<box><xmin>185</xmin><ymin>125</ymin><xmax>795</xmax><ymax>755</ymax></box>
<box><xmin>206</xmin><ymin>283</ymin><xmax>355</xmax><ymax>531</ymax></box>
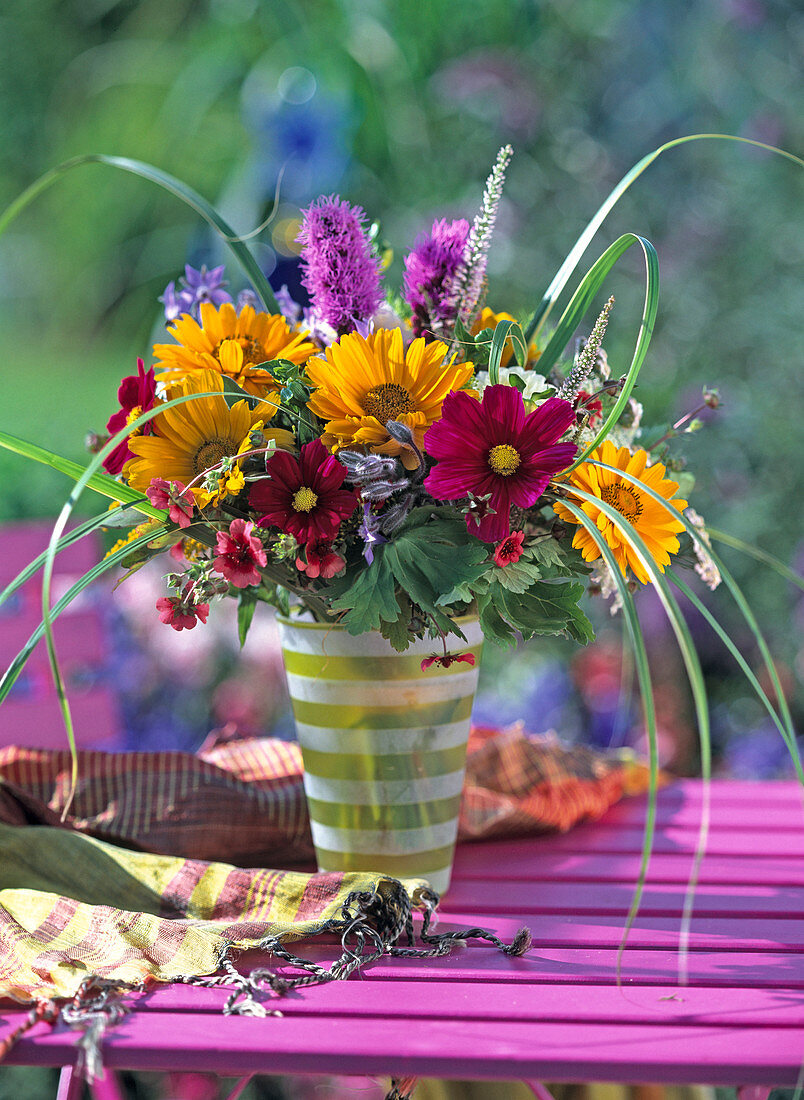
<box><xmin>3</xmin><ymin>779</ymin><xmax>804</xmax><ymax>1086</ymax></box>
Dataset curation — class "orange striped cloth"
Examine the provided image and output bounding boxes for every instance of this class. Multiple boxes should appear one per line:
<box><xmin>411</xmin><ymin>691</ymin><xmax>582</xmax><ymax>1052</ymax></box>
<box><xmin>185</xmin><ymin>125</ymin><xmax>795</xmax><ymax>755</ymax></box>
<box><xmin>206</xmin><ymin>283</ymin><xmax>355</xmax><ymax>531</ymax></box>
<box><xmin>0</xmin><ymin>725</ymin><xmax>652</xmax><ymax>866</ymax></box>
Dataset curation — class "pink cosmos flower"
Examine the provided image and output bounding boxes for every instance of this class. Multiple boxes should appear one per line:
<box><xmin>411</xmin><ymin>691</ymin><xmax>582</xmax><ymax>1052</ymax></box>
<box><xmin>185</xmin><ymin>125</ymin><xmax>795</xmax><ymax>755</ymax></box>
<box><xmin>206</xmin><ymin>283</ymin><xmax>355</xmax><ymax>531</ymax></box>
<box><xmin>296</xmin><ymin>539</ymin><xmax>346</xmax><ymax>580</ymax></box>
<box><xmin>102</xmin><ymin>358</ymin><xmax>159</xmax><ymax>475</ymax></box>
<box><xmin>213</xmin><ymin>519</ymin><xmax>267</xmax><ymax>588</ymax></box>
<box><xmin>250</xmin><ymin>438</ymin><xmax>360</xmax><ymax>545</ymax></box>
<box><xmin>146</xmin><ymin>478</ymin><xmax>195</xmax><ymax>529</ymax></box>
<box><xmin>493</xmin><ymin>530</ymin><xmax>525</xmax><ymax>567</ymax></box>
<box><xmin>421</xmin><ymin>652</ymin><xmax>476</xmax><ymax>672</ymax></box>
<box><xmin>156</xmin><ymin>588</ymin><xmax>210</xmax><ymax>631</ymax></box>
<box><xmin>424</xmin><ymin>386</ymin><xmax>577</xmax><ymax>543</ymax></box>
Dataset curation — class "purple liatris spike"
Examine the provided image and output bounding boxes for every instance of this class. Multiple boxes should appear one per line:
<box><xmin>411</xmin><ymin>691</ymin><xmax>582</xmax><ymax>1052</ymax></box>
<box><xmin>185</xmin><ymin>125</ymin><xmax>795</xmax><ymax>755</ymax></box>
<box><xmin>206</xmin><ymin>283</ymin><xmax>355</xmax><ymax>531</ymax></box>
<box><xmin>296</xmin><ymin>195</ymin><xmax>383</xmax><ymax>334</ymax></box>
<box><xmin>403</xmin><ymin>218</ymin><xmax>470</xmax><ymax>340</ymax></box>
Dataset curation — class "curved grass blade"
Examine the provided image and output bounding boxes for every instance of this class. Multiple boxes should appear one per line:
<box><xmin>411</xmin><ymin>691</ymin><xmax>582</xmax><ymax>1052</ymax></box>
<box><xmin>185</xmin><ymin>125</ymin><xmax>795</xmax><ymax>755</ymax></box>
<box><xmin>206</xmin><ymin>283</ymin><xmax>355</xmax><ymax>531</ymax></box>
<box><xmin>1</xmin><ymin>523</ymin><xmax>167</xmax><ymax>812</ymax></box>
<box><xmin>707</xmin><ymin>527</ymin><xmax>804</xmax><ymax>592</ymax></box>
<box><xmin>537</xmin><ymin>235</ymin><xmax>659</xmax><ymax>472</ymax></box>
<box><xmin>0</xmin><ymin>154</ymin><xmax>279</xmax><ymax>313</ymax></box>
<box><xmin>487</xmin><ymin>319</ymin><xmax>516</xmax><ymax>385</ymax></box>
<box><xmin>13</xmin><ymin>387</ymin><xmax>225</xmax><ymax>811</ymax></box>
<box><xmin>550</xmin><ymin>496</ymin><xmax>660</xmax><ymax>983</ymax></box>
<box><xmin>668</xmin><ymin>569</ymin><xmax>803</xmax><ymax>783</ymax></box>
<box><xmin>0</xmin><ymin>524</ymin><xmax>167</xmax><ymax>706</ymax></box>
<box><xmin>558</xmin><ymin>482</ymin><xmax>712</xmax><ymax>985</ymax></box>
<box><xmin>0</xmin><ymin>433</ymin><xmax>163</xmax><ymax>518</ymax></box>
<box><xmin>0</xmin><ymin>512</ymin><xmax>121</xmax><ymax>613</ymax></box>
<box><xmin>524</xmin><ymin>134</ymin><xmax>804</xmax><ymax>345</ymax></box>
<box><xmin>587</xmin><ymin>459</ymin><xmax>800</xmax><ymax>771</ymax></box>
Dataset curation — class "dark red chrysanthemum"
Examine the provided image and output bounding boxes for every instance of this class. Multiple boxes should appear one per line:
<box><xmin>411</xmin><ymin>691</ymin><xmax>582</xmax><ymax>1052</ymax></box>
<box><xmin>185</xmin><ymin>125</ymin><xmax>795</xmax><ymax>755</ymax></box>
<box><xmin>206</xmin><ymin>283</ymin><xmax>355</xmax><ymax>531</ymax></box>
<box><xmin>213</xmin><ymin>518</ymin><xmax>267</xmax><ymax>588</ymax></box>
<box><xmin>249</xmin><ymin>438</ymin><xmax>360</xmax><ymax>545</ymax></box>
<box><xmin>424</xmin><ymin>385</ymin><xmax>577</xmax><ymax>543</ymax></box>
<box><xmin>103</xmin><ymin>358</ymin><xmax>159</xmax><ymax>475</ymax></box>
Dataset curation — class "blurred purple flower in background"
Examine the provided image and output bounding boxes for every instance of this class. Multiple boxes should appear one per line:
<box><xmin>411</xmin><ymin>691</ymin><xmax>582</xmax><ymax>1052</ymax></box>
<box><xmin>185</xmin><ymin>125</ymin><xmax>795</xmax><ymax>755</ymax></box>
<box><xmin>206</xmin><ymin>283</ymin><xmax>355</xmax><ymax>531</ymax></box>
<box><xmin>159</xmin><ymin>265</ymin><xmax>232</xmax><ymax>323</ymax></box>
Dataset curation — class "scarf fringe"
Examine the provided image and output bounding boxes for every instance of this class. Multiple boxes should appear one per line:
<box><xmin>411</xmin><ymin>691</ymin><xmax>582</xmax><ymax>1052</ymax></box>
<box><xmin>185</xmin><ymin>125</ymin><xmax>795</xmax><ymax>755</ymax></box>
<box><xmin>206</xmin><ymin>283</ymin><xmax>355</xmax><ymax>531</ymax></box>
<box><xmin>2</xmin><ymin>883</ymin><xmax>532</xmax><ymax>1091</ymax></box>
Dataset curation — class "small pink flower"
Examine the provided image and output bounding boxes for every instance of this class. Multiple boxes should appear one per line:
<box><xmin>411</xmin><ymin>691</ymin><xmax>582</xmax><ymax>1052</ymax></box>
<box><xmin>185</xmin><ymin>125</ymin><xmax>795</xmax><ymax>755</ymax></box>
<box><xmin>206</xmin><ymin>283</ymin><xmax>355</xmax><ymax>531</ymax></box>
<box><xmin>213</xmin><ymin>519</ymin><xmax>267</xmax><ymax>588</ymax></box>
<box><xmin>493</xmin><ymin>530</ymin><xmax>525</xmax><ymax>568</ymax></box>
<box><xmin>420</xmin><ymin>652</ymin><xmax>476</xmax><ymax>672</ymax></box>
<box><xmin>156</xmin><ymin>591</ymin><xmax>210</xmax><ymax>631</ymax></box>
<box><xmin>296</xmin><ymin>539</ymin><xmax>346</xmax><ymax>580</ymax></box>
<box><xmin>146</xmin><ymin>478</ymin><xmax>194</xmax><ymax>529</ymax></box>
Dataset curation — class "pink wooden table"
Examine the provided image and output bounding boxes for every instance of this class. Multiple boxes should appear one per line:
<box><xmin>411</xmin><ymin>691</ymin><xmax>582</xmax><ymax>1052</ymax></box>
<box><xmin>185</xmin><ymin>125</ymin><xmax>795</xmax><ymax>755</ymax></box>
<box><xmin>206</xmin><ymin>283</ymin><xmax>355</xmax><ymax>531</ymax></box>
<box><xmin>3</xmin><ymin>778</ymin><xmax>804</xmax><ymax>1092</ymax></box>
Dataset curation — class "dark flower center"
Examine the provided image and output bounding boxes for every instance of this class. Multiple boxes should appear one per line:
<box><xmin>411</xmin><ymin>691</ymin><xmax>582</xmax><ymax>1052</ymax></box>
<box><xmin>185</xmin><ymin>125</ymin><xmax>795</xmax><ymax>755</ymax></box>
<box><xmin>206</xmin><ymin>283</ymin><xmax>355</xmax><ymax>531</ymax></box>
<box><xmin>194</xmin><ymin>439</ymin><xmax>236</xmax><ymax>475</ymax></box>
<box><xmin>362</xmin><ymin>383</ymin><xmax>415</xmax><ymax>422</ymax></box>
<box><xmin>488</xmin><ymin>443</ymin><xmax>521</xmax><ymax>476</ymax></box>
<box><xmin>601</xmin><ymin>482</ymin><xmax>643</xmax><ymax>522</ymax></box>
<box><xmin>292</xmin><ymin>487</ymin><xmax>319</xmax><ymax>512</ymax></box>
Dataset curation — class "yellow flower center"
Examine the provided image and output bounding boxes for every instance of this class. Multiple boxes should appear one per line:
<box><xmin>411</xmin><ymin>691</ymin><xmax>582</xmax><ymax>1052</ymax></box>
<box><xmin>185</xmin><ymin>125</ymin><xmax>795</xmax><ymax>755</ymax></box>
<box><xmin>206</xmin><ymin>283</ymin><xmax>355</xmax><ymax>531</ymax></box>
<box><xmin>214</xmin><ymin>335</ymin><xmax>268</xmax><ymax>369</ymax></box>
<box><xmin>362</xmin><ymin>383</ymin><xmax>415</xmax><ymax>423</ymax></box>
<box><xmin>488</xmin><ymin>443</ymin><xmax>521</xmax><ymax>476</ymax></box>
<box><xmin>292</xmin><ymin>486</ymin><xmax>318</xmax><ymax>512</ymax></box>
<box><xmin>193</xmin><ymin>438</ymin><xmax>236</xmax><ymax>476</ymax></box>
<box><xmin>601</xmin><ymin>482</ymin><xmax>643</xmax><ymax>522</ymax></box>
<box><xmin>126</xmin><ymin>405</ymin><xmax>144</xmax><ymax>426</ymax></box>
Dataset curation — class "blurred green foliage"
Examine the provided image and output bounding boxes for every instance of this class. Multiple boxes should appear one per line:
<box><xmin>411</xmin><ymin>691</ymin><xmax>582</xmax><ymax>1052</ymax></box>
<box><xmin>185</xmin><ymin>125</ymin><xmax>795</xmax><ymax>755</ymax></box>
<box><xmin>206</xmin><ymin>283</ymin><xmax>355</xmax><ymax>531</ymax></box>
<box><xmin>0</xmin><ymin>0</ymin><xmax>801</xmax><ymax>653</ymax></box>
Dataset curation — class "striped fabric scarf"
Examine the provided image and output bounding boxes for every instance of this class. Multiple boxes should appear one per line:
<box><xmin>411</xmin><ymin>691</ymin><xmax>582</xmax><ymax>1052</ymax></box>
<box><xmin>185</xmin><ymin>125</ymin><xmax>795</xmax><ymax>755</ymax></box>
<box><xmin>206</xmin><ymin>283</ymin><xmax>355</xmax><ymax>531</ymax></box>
<box><xmin>0</xmin><ymin>728</ymin><xmax>651</xmax><ymax>1080</ymax></box>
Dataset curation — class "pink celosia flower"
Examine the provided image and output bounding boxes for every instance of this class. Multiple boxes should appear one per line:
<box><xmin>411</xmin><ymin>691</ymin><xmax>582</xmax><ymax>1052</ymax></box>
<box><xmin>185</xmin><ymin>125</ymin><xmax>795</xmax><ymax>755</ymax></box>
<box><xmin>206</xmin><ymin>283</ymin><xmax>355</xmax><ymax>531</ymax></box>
<box><xmin>156</xmin><ymin>588</ymin><xmax>210</xmax><ymax>631</ymax></box>
<box><xmin>296</xmin><ymin>195</ymin><xmax>383</xmax><ymax>334</ymax></box>
<box><xmin>213</xmin><ymin>519</ymin><xmax>267</xmax><ymax>588</ymax></box>
<box><xmin>493</xmin><ymin>530</ymin><xmax>525</xmax><ymax>567</ymax></box>
<box><xmin>421</xmin><ymin>652</ymin><xmax>476</xmax><ymax>671</ymax></box>
<box><xmin>102</xmin><ymin>358</ymin><xmax>159</xmax><ymax>475</ymax></box>
<box><xmin>250</xmin><ymin>438</ymin><xmax>359</xmax><ymax>545</ymax></box>
<box><xmin>424</xmin><ymin>385</ymin><xmax>577</xmax><ymax>544</ymax></box>
<box><xmin>403</xmin><ymin>218</ymin><xmax>470</xmax><ymax>339</ymax></box>
<box><xmin>146</xmin><ymin>478</ymin><xmax>195</xmax><ymax>529</ymax></box>
<box><xmin>296</xmin><ymin>539</ymin><xmax>346</xmax><ymax>580</ymax></box>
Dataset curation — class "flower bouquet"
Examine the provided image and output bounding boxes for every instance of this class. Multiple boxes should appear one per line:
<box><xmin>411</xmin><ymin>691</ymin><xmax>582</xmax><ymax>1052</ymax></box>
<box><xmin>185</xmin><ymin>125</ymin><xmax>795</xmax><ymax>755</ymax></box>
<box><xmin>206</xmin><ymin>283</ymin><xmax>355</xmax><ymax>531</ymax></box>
<box><xmin>1</xmin><ymin>137</ymin><xmax>800</xmax><ymax>894</ymax></box>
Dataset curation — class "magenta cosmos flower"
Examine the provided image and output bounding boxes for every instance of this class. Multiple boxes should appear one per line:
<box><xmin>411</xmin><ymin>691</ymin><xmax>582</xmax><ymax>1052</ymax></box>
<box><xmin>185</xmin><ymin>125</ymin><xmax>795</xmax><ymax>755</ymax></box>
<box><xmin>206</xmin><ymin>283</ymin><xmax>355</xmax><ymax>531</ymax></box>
<box><xmin>424</xmin><ymin>385</ymin><xmax>577</xmax><ymax>543</ymax></box>
<box><xmin>249</xmin><ymin>438</ymin><xmax>360</xmax><ymax>545</ymax></box>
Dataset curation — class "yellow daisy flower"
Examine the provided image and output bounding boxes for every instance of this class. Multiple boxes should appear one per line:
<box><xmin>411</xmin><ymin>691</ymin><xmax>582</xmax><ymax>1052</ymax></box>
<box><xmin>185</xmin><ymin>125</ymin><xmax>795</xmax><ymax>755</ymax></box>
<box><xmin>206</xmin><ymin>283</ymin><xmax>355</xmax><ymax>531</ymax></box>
<box><xmin>153</xmin><ymin>301</ymin><xmax>317</xmax><ymax>397</ymax></box>
<box><xmin>126</xmin><ymin>370</ymin><xmax>294</xmax><ymax>508</ymax></box>
<box><xmin>305</xmin><ymin>328</ymin><xmax>474</xmax><ymax>470</ymax></box>
<box><xmin>553</xmin><ymin>440</ymin><xmax>688</xmax><ymax>584</ymax></box>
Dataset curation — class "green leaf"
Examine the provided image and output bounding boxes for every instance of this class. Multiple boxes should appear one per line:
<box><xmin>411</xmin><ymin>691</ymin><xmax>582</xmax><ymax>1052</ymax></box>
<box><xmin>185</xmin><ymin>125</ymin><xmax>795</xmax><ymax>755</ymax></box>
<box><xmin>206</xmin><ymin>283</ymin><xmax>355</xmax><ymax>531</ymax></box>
<box><xmin>495</xmin><ymin>580</ymin><xmax>595</xmax><ymax>644</ymax></box>
<box><xmin>476</xmin><ymin>590</ymin><xmax>517</xmax><ymax>648</ymax></box>
<box><xmin>436</xmin><ymin>575</ymin><xmax>487</xmax><ymax>607</ymax></box>
<box><xmin>489</xmin><ymin>559</ymin><xmax>543</xmax><ymax>593</ymax></box>
<box><xmin>382</xmin><ymin>519</ymin><xmax>488</xmax><ymax>634</ymax></box>
<box><xmin>237</xmin><ymin>593</ymin><xmax>258</xmax><ymax>649</ymax></box>
<box><xmin>379</xmin><ymin>592</ymin><xmax>413</xmax><ymax>653</ymax></box>
<box><xmin>525</xmin><ymin>537</ymin><xmax>567</xmax><ymax>571</ymax></box>
<box><xmin>328</xmin><ymin>554</ymin><xmax>398</xmax><ymax>635</ymax></box>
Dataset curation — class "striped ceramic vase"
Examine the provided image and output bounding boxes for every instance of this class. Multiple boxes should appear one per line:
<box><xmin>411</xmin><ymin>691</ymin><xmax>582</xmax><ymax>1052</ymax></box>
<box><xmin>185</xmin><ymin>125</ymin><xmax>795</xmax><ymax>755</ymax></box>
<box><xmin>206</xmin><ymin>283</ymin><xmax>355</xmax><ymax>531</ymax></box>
<box><xmin>277</xmin><ymin>615</ymin><xmax>483</xmax><ymax>895</ymax></box>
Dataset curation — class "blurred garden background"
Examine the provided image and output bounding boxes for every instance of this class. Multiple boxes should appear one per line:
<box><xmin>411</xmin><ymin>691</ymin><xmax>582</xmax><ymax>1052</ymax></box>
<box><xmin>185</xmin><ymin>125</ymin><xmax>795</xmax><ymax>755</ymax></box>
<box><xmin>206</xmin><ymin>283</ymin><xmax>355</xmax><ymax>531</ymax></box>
<box><xmin>0</xmin><ymin>0</ymin><xmax>802</xmax><ymax>781</ymax></box>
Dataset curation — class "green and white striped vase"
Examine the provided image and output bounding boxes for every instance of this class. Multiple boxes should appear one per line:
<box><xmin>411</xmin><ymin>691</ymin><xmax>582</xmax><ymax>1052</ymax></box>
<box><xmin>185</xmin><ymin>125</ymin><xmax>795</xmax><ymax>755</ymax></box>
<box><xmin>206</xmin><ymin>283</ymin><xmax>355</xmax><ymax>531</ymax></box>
<box><xmin>276</xmin><ymin>615</ymin><xmax>483</xmax><ymax>895</ymax></box>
